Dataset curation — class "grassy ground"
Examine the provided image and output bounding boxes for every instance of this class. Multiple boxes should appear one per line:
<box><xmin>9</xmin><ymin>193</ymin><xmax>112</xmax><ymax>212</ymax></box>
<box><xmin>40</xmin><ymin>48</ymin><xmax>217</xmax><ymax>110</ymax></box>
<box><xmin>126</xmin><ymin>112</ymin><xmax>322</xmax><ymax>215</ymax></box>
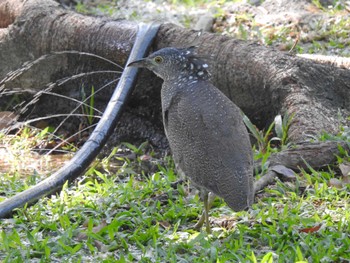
<box><xmin>0</xmin><ymin>123</ymin><xmax>349</xmax><ymax>262</ymax></box>
<box><xmin>74</xmin><ymin>0</ymin><xmax>350</xmax><ymax>56</ymax></box>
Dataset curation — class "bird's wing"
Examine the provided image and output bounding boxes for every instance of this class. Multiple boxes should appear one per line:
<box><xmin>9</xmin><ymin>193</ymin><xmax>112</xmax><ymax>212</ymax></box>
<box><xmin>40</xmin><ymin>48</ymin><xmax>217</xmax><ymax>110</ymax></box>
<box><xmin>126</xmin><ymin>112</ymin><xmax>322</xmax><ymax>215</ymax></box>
<box><xmin>176</xmin><ymin>82</ymin><xmax>254</xmax><ymax>211</ymax></box>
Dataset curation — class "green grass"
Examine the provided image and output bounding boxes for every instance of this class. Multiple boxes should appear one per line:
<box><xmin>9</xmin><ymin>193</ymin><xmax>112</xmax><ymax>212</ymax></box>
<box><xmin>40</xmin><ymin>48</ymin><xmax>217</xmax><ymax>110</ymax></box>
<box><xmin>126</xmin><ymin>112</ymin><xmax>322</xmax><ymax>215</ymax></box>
<box><xmin>0</xmin><ymin>123</ymin><xmax>349</xmax><ymax>262</ymax></box>
<box><xmin>73</xmin><ymin>0</ymin><xmax>350</xmax><ymax>56</ymax></box>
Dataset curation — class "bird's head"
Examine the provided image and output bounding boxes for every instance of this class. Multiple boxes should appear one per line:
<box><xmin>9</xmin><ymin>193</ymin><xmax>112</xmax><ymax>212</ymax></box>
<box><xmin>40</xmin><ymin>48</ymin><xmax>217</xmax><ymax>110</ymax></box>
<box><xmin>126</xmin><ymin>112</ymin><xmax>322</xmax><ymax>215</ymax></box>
<box><xmin>127</xmin><ymin>47</ymin><xmax>210</xmax><ymax>81</ymax></box>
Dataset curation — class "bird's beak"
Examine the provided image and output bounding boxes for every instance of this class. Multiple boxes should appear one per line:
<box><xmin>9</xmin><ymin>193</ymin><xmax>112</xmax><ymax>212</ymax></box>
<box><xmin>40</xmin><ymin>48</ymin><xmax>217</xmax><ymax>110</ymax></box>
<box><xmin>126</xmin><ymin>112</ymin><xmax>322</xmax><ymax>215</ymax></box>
<box><xmin>127</xmin><ymin>58</ymin><xmax>148</xmax><ymax>68</ymax></box>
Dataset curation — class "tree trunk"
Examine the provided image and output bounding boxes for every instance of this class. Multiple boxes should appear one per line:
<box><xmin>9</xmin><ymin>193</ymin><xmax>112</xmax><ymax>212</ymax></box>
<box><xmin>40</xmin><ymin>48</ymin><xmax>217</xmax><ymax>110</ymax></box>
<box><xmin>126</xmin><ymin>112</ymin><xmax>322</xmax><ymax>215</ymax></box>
<box><xmin>0</xmin><ymin>0</ymin><xmax>349</xmax><ymax>149</ymax></box>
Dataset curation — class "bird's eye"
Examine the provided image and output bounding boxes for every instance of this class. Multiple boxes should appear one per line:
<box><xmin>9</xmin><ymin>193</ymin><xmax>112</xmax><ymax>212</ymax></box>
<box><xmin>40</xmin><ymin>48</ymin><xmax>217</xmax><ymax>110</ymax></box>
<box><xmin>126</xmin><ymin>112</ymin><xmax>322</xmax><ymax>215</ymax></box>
<box><xmin>154</xmin><ymin>56</ymin><xmax>163</xmax><ymax>64</ymax></box>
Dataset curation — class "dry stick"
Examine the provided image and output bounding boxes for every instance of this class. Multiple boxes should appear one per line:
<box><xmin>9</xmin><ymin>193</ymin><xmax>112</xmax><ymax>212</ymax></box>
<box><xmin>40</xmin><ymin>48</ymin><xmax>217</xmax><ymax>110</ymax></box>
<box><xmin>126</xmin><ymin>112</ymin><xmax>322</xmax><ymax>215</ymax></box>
<box><xmin>0</xmin><ymin>23</ymin><xmax>160</xmax><ymax>218</ymax></box>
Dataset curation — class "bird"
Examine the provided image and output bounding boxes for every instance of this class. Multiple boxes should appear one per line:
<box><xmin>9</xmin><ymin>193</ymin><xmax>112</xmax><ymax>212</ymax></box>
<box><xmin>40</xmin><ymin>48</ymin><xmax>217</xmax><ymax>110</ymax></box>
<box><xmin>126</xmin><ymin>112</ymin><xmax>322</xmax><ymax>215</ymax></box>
<box><xmin>128</xmin><ymin>46</ymin><xmax>254</xmax><ymax>233</ymax></box>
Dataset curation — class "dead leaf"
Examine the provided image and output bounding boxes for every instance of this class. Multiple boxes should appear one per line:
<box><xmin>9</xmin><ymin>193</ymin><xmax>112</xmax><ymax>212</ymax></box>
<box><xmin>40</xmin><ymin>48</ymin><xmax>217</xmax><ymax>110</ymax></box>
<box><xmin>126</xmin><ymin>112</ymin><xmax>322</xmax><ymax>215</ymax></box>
<box><xmin>140</xmin><ymin>154</ymin><xmax>151</xmax><ymax>161</ymax></box>
<box><xmin>342</xmin><ymin>176</ymin><xmax>350</xmax><ymax>185</ymax></box>
<box><xmin>270</xmin><ymin>165</ymin><xmax>296</xmax><ymax>180</ymax></box>
<box><xmin>339</xmin><ymin>163</ymin><xmax>350</xmax><ymax>176</ymax></box>
<box><xmin>94</xmin><ymin>240</ymin><xmax>108</xmax><ymax>252</ymax></box>
<box><xmin>76</xmin><ymin>220</ymin><xmax>107</xmax><ymax>241</ymax></box>
<box><xmin>340</xmin><ymin>163</ymin><xmax>350</xmax><ymax>185</ymax></box>
<box><xmin>159</xmin><ymin>221</ymin><xmax>171</xmax><ymax>229</ymax></box>
<box><xmin>329</xmin><ymin>178</ymin><xmax>343</xmax><ymax>189</ymax></box>
<box><xmin>211</xmin><ymin>217</ymin><xmax>236</xmax><ymax>230</ymax></box>
<box><xmin>91</xmin><ymin>220</ymin><xmax>107</xmax><ymax>233</ymax></box>
<box><xmin>299</xmin><ymin>224</ymin><xmax>321</xmax><ymax>233</ymax></box>
<box><xmin>328</xmin><ymin>178</ymin><xmax>343</xmax><ymax>189</ymax></box>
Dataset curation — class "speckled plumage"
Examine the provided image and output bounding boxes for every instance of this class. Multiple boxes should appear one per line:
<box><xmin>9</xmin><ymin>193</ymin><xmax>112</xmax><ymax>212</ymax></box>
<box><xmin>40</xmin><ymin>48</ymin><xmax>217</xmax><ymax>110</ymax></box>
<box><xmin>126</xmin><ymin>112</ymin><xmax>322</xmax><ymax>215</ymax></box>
<box><xmin>128</xmin><ymin>47</ymin><xmax>254</xmax><ymax>231</ymax></box>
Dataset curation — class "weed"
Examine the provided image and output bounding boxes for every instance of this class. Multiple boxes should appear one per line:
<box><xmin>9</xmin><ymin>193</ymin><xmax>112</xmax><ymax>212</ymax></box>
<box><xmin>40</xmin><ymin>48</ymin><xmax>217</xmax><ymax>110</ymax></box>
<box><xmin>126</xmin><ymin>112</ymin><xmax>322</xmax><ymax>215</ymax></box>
<box><xmin>81</xmin><ymin>85</ymin><xmax>96</xmax><ymax>126</ymax></box>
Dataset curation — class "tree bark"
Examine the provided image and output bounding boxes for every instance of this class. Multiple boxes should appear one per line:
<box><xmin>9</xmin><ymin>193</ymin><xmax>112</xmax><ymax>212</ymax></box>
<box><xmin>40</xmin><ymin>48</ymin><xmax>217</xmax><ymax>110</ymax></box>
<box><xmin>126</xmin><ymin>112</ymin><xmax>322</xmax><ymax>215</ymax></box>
<box><xmin>0</xmin><ymin>0</ymin><xmax>349</xmax><ymax>148</ymax></box>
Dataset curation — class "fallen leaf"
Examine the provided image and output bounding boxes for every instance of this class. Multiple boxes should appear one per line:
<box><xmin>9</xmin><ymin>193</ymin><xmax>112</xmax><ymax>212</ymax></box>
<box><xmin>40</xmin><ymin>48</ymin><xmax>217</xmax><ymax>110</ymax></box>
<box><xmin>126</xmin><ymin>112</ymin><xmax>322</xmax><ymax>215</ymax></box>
<box><xmin>76</xmin><ymin>220</ymin><xmax>107</xmax><ymax>241</ymax></box>
<box><xmin>94</xmin><ymin>240</ymin><xmax>108</xmax><ymax>252</ymax></box>
<box><xmin>211</xmin><ymin>216</ymin><xmax>237</xmax><ymax>230</ymax></box>
<box><xmin>159</xmin><ymin>221</ymin><xmax>171</xmax><ymax>229</ymax></box>
<box><xmin>329</xmin><ymin>178</ymin><xmax>343</xmax><ymax>189</ymax></box>
<box><xmin>299</xmin><ymin>224</ymin><xmax>321</xmax><ymax>233</ymax></box>
<box><xmin>340</xmin><ymin>163</ymin><xmax>350</xmax><ymax>185</ymax></box>
<box><xmin>270</xmin><ymin>165</ymin><xmax>296</xmax><ymax>180</ymax></box>
<box><xmin>140</xmin><ymin>154</ymin><xmax>151</xmax><ymax>161</ymax></box>
<box><xmin>342</xmin><ymin>176</ymin><xmax>350</xmax><ymax>185</ymax></box>
<box><xmin>339</xmin><ymin>162</ymin><xmax>350</xmax><ymax>177</ymax></box>
<box><xmin>91</xmin><ymin>220</ymin><xmax>107</xmax><ymax>233</ymax></box>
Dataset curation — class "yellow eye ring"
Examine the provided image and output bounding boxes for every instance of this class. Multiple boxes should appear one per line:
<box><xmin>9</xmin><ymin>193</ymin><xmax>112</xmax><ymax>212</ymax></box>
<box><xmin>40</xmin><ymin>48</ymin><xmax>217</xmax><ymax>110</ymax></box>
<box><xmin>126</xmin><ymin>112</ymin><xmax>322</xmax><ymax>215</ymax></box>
<box><xmin>154</xmin><ymin>56</ymin><xmax>163</xmax><ymax>64</ymax></box>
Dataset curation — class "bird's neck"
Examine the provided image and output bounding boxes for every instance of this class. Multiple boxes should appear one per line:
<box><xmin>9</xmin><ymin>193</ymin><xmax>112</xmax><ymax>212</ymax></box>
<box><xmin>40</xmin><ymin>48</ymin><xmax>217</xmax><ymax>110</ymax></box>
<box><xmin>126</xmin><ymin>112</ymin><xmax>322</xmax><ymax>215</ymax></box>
<box><xmin>166</xmin><ymin>71</ymin><xmax>210</xmax><ymax>82</ymax></box>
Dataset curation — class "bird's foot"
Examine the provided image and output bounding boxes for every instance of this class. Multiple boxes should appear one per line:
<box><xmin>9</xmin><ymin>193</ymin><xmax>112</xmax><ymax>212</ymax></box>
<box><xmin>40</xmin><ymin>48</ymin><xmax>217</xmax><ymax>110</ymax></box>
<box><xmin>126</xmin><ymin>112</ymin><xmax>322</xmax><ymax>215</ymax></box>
<box><xmin>193</xmin><ymin>211</ymin><xmax>211</xmax><ymax>233</ymax></box>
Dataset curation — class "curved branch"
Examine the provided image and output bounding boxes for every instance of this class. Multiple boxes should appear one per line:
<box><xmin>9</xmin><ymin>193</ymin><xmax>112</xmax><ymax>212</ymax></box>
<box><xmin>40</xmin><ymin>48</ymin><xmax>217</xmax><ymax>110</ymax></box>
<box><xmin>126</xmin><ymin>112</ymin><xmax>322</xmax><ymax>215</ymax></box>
<box><xmin>0</xmin><ymin>23</ymin><xmax>160</xmax><ymax>218</ymax></box>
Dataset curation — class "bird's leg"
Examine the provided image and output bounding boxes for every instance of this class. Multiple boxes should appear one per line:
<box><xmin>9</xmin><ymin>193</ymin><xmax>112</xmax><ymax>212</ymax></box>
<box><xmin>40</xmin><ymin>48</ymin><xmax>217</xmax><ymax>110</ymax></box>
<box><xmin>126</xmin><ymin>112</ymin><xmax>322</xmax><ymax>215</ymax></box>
<box><xmin>194</xmin><ymin>192</ymin><xmax>215</xmax><ymax>233</ymax></box>
<box><xmin>193</xmin><ymin>211</ymin><xmax>205</xmax><ymax>230</ymax></box>
<box><xmin>204</xmin><ymin>191</ymin><xmax>211</xmax><ymax>233</ymax></box>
